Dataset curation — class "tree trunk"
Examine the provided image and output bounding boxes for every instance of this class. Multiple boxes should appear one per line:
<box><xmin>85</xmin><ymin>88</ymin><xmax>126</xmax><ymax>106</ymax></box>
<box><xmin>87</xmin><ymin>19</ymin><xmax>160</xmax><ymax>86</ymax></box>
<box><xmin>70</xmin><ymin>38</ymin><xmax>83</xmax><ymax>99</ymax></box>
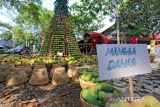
<box><xmin>116</xmin><ymin>3</ymin><xmax>120</xmax><ymax>44</ymax></box>
<box><xmin>25</xmin><ymin>37</ymin><xmax>28</xmax><ymax>46</ymax></box>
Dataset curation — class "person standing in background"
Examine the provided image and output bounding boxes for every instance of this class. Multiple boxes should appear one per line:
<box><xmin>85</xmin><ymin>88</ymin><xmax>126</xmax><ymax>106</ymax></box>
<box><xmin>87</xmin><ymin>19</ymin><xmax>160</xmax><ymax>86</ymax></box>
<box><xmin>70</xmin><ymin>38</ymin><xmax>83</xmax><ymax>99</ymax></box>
<box><xmin>83</xmin><ymin>32</ymin><xmax>111</xmax><ymax>55</ymax></box>
<box><xmin>129</xmin><ymin>35</ymin><xmax>137</xmax><ymax>44</ymax></box>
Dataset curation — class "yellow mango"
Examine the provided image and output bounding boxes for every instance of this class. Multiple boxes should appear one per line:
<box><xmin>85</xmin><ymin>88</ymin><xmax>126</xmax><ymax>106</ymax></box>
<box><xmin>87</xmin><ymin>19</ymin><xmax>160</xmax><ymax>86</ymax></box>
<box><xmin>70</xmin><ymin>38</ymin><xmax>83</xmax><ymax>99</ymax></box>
<box><xmin>152</xmin><ymin>102</ymin><xmax>160</xmax><ymax>107</ymax></box>
<box><xmin>120</xmin><ymin>101</ymin><xmax>132</xmax><ymax>107</ymax></box>
<box><xmin>131</xmin><ymin>100</ymin><xmax>147</xmax><ymax>107</ymax></box>
<box><xmin>142</xmin><ymin>95</ymin><xmax>159</xmax><ymax>107</ymax></box>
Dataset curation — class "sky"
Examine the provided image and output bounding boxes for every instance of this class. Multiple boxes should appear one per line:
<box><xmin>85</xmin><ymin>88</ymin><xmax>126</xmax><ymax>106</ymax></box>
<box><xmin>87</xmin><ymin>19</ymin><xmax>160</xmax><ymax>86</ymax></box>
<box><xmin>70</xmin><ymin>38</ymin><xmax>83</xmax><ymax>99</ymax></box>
<box><xmin>0</xmin><ymin>0</ymin><xmax>114</xmax><ymax>33</ymax></box>
<box><xmin>0</xmin><ymin>9</ymin><xmax>13</xmax><ymax>23</ymax></box>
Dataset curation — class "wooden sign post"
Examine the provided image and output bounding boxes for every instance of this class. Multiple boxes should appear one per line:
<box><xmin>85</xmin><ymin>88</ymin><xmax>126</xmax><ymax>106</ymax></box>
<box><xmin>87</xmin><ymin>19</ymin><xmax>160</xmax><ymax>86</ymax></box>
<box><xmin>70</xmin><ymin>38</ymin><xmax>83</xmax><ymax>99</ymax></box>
<box><xmin>129</xmin><ymin>76</ymin><xmax>134</xmax><ymax>98</ymax></box>
<box><xmin>121</xmin><ymin>40</ymin><xmax>135</xmax><ymax>98</ymax></box>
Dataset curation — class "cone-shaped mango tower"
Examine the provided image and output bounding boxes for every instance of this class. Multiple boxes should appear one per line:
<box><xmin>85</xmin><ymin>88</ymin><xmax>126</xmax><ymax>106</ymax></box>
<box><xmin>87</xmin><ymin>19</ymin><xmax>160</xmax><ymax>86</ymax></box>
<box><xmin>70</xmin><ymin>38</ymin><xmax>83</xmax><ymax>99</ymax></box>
<box><xmin>40</xmin><ymin>0</ymin><xmax>81</xmax><ymax>57</ymax></box>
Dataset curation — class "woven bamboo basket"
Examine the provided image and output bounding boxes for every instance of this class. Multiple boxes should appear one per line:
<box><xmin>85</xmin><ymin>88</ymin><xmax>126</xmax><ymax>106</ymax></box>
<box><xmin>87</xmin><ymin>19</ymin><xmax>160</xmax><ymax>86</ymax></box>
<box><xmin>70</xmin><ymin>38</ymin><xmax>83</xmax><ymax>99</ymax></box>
<box><xmin>79</xmin><ymin>76</ymin><xmax>97</xmax><ymax>89</ymax></box>
<box><xmin>80</xmin><ymin>88</ymin><xmax>123</xmax><ymax>107</ymax></box>
<box><xmin>33</xmin><ymin>64</ymin><xmax>46</xmax><ymax>69</ymax></box>
<box><xmin>77</xmin><ymin>66</ymin><xmax>97</xmax><ymax>75</ymax></box>
<box><xmin>80</xmin><ymin>90</ymin><xmax>99</xmax><ymax>107</ymax></box>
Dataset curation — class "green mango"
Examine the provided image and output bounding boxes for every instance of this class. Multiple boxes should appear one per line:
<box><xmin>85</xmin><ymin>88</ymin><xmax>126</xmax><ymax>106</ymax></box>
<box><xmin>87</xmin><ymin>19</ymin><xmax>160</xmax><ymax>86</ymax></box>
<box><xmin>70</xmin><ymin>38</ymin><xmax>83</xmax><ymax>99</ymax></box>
<box><xmin>81</xmin><ymin>89</ymin><xmax>90</xmax><ymax>100</ymax></box>
<box><xmin>95</xmin><ymin>77</ymin><xmax>99</xmax><ymax>83</ymax></box>
<box><xmin>109</xmin><ymin>102</ymin><xmax>121</xmax><ymax>107</ymax></box>
<box><xmin>101</xmin><ymin>83</ymin><xmax>114</xmax><ymax>92</ymax></box>
<box><xmin>89</xmin><ymin>87</ymin><xmax>98</xmax><ymax>98</ymax></box>
<box><xmin>86</xmin><ymin>68</ymin><xmax>96</xmax><ymax>72</ymax></box>
<box><xmin>85</xmin><ymin>73</ymin><xmax>92</xmax><ymax>81</ymax></box>
<box><xmin>98</xmin><ymin>91</ymin><xmax>108</xmax><ymax>101</ymax></box>
<box><xmin>113</xmin><ymin>90</ymin><xmax>120</xmax><ymax>97</ymax></box>
<box><xmin>95</xmin><ymin>84</ymin><xmax>103</xmax><ymax>91</ymax></box>
<box><xmin>81</xmin><ymin>74</ymin><xmax>86</xmax><ymax>81</ymax></box>
<box><xmin>84</xmin><ymin>94</ymin><xmax>99</xmax><ymax>106</ymax></box>
<box><xmin>97</xmin><ymin>100</ymin><xmax>104</xmax><ymax>107</ymax></box>
<box><xmin>86</xmin><ymin>68</ymin><xmax>90</xmax><ymax>72</ymax></box>
<box><xmin>87</xmin><ymin>68</ymin><xmax>91</xmax><ymax>72</ymax></box>
<box><xmin>83</xmin><ymin>68</ymin><xmax>87</xmax><ymax>72</ymax></box>
<box><xmin>93</xmin><ymin>73</ymin><xmax>99</xmax><ymax>78</ymax></box>
<box><xmin>78</xmin><ymin>68</ymin><xmax>86</xmax><ymax>72</ymax></box>
<box><xmin>105</xmin><ymin>102</ymin><xmax>121</xmax><ymax>107</ymax></box>
<box><xmin>91</xmin><ymin>68</ymin><xmax>96</xmax><ymax>72</ymax></box>
<box><xmin>105</xmin><ymin>102</ymin><xmax>110</xmax><ymax>107</ymax></box>
<box><xmin>91</xmin><ymin>78</ymin><xmax>96</xmax><ymax>82</ymax></box>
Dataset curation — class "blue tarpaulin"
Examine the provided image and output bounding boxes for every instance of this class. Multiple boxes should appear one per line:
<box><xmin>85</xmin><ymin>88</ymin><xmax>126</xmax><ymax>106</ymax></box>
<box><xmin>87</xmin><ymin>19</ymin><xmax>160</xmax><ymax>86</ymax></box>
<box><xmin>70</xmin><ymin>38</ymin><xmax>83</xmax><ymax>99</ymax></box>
<box><xmin>0</xmin><ymin>40</ymin><xmax>16</xmax><ymax>47</ymax></box>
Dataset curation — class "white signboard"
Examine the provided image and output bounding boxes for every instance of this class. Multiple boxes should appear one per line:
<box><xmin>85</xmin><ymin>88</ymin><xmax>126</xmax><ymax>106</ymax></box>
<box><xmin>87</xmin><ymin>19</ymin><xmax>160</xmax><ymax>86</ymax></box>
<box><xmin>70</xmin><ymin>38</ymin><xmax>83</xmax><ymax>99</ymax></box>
<box><xmin>97</xmin><ymin>44</ymin><xmax>152</xmax><ymax>80</ymax></box>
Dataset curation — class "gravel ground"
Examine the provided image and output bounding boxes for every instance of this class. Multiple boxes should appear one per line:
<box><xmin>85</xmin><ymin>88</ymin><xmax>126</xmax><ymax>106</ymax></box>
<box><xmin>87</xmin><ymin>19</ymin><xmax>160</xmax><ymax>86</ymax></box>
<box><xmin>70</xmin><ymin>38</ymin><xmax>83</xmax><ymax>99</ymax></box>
<box><xmin>0</xmin><ymin>82</ymin><xmax>82</xmax><ymax>107</ymax></box>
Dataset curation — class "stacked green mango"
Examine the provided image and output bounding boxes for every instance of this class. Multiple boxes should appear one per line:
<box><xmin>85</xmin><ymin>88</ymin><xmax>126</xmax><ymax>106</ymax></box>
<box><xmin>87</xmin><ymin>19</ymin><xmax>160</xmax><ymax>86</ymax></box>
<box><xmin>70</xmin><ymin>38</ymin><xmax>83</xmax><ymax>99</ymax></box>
<box><xmin>80</xmin><ymin>73</ymin><xmax>105</xmax><ymax>83</ymax></box>
<box><xmin>78</xmin><ymin>68</ymin><xmax>97</xmax><ymax>73</ymax></box>
<box><xmin>40</xmin><ymin>15</ymin><xmax>81</xmax><ymax>57</ymax></box>
<box><xmin>81</xmin><ymin>83</ymin><xmax>123</xmax><ymax>107</ymax></box>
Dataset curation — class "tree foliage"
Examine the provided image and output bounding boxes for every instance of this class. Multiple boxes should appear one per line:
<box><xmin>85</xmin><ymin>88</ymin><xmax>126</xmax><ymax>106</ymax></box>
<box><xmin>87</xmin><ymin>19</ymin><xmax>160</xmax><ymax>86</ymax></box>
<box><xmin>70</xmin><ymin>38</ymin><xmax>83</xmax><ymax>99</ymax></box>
<box><xmin>69</xmin><ymin>0</ymin><xmax>109</xmax><ymax>36</ymax></box>
<box><xmin>12</xmin><ymin>26</ymin><xmax>34</xmax><ymax>45</ymax></box>
<box><xmin>0</xmin><ymin>21</ymin><xmax>12</xmax><ymax>30</ymax></box>
<box><xmin>106</xmin><ymin>0</ymin><xmax>125</xmax><ymax>20</ymax></box>
<box><xmin>0</xmin><ymin>0</ymin><xmax>53</xmax><ymax>45</ymax></box>
<box><xmin>0</xmin><ymin>31</ymin><xmax>13</xmax><ymax>41</ymax></box>
<box><xmin>14</xmin><ymin>8</ymin><xmax>53</xmax><ymax>32</ymax></box>
<box><xmin>119</xmin><ymin>0</ymin><xmax>160</xmax><ymax>36</ymax></box>
<box><xmin>0</xmin><ymin>0</ymin><xmax>42</xmax><ymax>24</ymax></box>
<box><xmin>0</xmin><ymin>26</ymin><xmax>34</xmax><ymax>46</ymax></box>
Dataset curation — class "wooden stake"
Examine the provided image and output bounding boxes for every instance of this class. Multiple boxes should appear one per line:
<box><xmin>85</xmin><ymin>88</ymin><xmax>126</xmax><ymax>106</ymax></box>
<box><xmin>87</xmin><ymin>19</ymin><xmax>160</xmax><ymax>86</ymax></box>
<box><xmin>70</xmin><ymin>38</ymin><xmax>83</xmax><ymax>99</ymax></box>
<box><xmin>129</xmin><ymin>76</ymin><xmax>134</xmax><ymax>98</ymax></box>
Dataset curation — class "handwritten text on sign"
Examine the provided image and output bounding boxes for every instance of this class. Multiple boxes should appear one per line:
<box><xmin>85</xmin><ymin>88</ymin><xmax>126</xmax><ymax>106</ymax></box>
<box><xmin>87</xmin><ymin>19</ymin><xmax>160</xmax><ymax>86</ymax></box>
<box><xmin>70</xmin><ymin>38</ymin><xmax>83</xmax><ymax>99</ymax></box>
<box><xmin>106</xmin><ymin>47</ymin><xmax>137</xmax><ymax>70</ymax></box>
<box><xmin>97</xmin><ymin>44</ymin><xmax>152</xmax><ymax>80</ymax></box>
